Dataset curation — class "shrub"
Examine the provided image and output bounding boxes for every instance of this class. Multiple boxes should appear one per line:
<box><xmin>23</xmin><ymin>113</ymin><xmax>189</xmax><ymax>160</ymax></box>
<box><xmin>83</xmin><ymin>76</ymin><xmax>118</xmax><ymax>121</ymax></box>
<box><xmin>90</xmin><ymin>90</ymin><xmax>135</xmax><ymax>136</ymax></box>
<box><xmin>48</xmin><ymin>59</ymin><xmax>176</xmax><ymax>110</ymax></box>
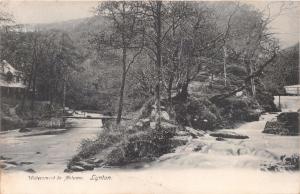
<box><xmin>71</xmin><ymin>120</ymin><xmax>179</xmax><ymax>167</ymax></box>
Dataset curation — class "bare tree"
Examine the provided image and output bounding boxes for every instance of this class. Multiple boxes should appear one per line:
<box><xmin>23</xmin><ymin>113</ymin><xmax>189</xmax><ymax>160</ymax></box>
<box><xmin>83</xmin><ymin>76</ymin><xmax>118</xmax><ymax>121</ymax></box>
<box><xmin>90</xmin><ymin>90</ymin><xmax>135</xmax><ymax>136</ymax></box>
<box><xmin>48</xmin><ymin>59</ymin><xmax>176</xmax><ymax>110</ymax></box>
<box><xmin>94</xmin><ymin>1</ymin><xmax>145</xmax><ymax>124</ymax></box>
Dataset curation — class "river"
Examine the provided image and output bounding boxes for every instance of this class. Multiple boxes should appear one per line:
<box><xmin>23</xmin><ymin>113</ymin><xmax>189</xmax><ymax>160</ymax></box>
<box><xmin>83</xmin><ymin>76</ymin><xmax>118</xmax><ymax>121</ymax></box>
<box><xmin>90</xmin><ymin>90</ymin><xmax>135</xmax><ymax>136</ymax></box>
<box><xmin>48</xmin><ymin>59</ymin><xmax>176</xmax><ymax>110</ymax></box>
<box><xmin>0</xmin><ymin>112</ymin><xmax>103</xmax><ymax>172</ymax></box>
<box><xmin>0</xmin><ymin>97</ymin><xmax>299</xmax><ymax>172</ymax></box>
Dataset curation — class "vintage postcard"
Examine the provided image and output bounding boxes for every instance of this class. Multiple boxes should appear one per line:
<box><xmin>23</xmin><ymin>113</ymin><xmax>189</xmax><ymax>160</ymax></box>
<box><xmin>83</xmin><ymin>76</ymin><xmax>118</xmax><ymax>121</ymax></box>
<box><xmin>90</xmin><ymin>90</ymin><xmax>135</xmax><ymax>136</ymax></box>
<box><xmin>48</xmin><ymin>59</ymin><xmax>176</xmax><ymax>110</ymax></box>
<box><xmin>0</xmin><ymin>1</ymin><xmax>299</xmax><ymax>194</ymax></box>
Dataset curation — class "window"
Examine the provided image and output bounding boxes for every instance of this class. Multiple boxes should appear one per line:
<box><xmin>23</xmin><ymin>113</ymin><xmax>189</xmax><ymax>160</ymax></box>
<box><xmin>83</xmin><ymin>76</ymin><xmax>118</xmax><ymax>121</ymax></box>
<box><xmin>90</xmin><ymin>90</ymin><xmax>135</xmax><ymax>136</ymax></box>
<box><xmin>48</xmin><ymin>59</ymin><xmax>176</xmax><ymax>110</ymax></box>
<box><xmin>6</xmin><ymin>71</ymin><xmax>13</xmax><ymax>82</ymax></box>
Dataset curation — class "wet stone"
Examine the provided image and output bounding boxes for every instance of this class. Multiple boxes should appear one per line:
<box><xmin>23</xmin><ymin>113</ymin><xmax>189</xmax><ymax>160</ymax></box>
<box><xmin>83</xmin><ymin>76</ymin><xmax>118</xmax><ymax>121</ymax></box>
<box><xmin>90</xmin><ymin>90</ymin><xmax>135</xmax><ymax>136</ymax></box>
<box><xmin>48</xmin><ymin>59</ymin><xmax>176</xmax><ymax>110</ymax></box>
<box><xmin>19</xmin><ymin>128</ymin><xmax>32</xmax><ymax>133</ymax></box>
<box><xmin>6</xmin><ymin>161</ymin><xmax>19</xmax><ymax>166</ymax></box>
<box><xmin>64</xmin><ymin>168</ymin><xmax>73</xmax><ymax>173</ymax></box>
<box><xmin>0</xmin><ymin>156</ymin><xmax>11</xmax><ymax>160</ymax></box>
<box><xmin>70</xmin><ymin>165</ymin><xmax>85</xmax><ymax>172</ymax></box>
<box><xmin>25</xmin><ymin>168</ymin><xmax>36</xmax><ymax>173</ymax></box>
<box><xmin>210</xmin><ymin>131</ymin><xmax>249</xmax><ymax>139</ymax></box>
<box><xmin>216</xmin><ymin>137</ymin><xmax>225</xmax><ymax>141</ymax></box>
<box><xmin>20</xmin><ymin>162</ymin><xmax>34</xmax><ymax>165</ymax></box>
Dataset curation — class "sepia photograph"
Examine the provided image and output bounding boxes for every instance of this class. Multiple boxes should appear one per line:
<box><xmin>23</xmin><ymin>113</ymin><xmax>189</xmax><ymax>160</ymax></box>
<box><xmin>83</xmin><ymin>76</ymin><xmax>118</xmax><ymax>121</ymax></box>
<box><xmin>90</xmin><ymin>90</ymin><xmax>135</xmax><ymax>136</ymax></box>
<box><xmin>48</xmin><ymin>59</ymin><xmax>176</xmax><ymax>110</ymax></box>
<box><xmin>0</xmin><ymin>1</ymin><xmax>299</xmax><ymax>193</ymax></box>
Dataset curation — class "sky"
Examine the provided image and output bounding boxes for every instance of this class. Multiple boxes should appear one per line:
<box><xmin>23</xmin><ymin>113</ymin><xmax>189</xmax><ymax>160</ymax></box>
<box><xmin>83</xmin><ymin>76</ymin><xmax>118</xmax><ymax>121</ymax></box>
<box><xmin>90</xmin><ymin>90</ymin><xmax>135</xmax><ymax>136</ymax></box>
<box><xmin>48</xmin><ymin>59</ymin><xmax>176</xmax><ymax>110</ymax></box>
<box><xmin>3</xmin><ymin>0</ymin><xmax>300</xmax><ymax>48</ymax></box>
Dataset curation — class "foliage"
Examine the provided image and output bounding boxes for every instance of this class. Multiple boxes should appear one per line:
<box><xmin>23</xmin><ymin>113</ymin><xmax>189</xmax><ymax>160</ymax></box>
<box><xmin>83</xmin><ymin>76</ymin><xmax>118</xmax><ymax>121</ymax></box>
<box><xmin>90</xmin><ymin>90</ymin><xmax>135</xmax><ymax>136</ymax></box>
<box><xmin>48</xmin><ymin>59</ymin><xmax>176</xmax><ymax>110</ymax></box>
<box><xmin>263</xmin><ymin>43</ymin><xmax>299</xmax><ymax>95</ymax></box>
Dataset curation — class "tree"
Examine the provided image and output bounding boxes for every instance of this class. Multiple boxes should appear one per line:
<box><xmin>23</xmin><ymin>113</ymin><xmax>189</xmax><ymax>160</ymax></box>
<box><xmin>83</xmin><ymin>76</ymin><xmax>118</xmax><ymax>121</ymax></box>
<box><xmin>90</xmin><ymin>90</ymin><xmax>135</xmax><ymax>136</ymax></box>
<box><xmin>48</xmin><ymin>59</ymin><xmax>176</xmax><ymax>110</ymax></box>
<box><xmin>94</xmin><ymin>1</ymin><xmax>145</xmax><ymax>124</ymax></box>
<box><xmin>0</xmin><ymin>2</ymin><xmax>14</xmax><ymax>28</ymax></box>
<box><xmin>138</xmin><ymin>1</ymin><xmax>190</xmax><ymax>127</ymax></box>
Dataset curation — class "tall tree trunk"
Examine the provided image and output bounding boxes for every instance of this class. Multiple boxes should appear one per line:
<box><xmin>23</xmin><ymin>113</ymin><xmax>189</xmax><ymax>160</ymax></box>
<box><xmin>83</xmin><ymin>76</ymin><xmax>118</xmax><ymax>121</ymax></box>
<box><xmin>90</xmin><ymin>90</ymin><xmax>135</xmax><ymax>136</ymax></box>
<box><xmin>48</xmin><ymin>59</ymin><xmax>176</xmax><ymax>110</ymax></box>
<box><xmin>223</xmin><ymin>46</ymin><xmax>227</xmax><ymax>87</ymax></box>
<box><xmin>250</xmin><ymin>65</ymin><xmax>256</xmax><ymax>96</ymax></box>
<box><xmin>154</xmin><ymin>1</ymin><xmax>162</xmax><ymax>128</ymax></box>
<box><xmin>167</xmin><ymin>76</ymin><xmax>174</xmax><ymax>106</ymax></box>
<box><xmin>116</xmin><ymin>47</ymin><xmax>127</xmax><ymax>124</ymax></box>
<box><xmin>30</xmin><ymin>63</ymin><xmax>37</xmax><ymax>111</ymax></box>
<box><xmin>62</xmin><ymin>78</ymin><xmax>66</xmax><ymax>112</ymax></box>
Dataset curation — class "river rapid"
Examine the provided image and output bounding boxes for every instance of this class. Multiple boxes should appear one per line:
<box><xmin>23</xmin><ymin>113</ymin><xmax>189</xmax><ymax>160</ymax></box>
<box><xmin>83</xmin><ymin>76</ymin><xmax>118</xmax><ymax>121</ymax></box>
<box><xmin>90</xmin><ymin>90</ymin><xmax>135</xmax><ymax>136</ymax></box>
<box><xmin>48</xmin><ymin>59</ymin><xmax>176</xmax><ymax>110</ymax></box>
<box><xmin>146</xmin><ymin>96</ymin><xmax>300</xmax><ymax>170</ymax></box>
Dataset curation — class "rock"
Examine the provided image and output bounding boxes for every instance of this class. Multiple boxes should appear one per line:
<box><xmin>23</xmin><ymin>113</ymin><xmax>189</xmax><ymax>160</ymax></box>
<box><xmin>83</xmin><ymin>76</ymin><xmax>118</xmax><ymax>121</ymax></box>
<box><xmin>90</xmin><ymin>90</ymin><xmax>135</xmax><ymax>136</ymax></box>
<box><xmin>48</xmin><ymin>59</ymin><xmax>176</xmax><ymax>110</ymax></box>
<box><xmin>25</xmin><ymin>168</ymin><xmax>36</xmax><ymax>173</ymax></box>
<box><xmin>0</xmin><ymin>156</ymin><xmax>11</xmax><ymax>160</ymax></box>
<box><xmin>6</xmin><ymin>161</ymin><xmax>19</xmax><ymax>165</ymax></box>
<box><xmin>140</xmin><ymin>118</ymin><xmax>150</xmax><ymax>127</ymax></box>
<box><xmin>245</xmin><ymin>110</ymin><xmax>261</xmax><ymax>122</ymax></box>
<box><xmin>161</xmin><ymin>111</ymin><xmax>170</xmax><ymax>121</ymax></box>
<box><xmin>36</xmin><ymin>152</ymin><xmax>41</xmax><ymax>154</ymax></box>
<box><xmin>20</xmin><ymin>162</ymin><xmax>33</xmax><ymax>165</ymax></box>
<box><xmin>263</xmin><ymin>112</ymin><xmax>299</xmax><ymax>135</ymax></box>
<box><xmin>151</xmin><ymin>110</ymin><xmax>170</xmax><ymax>121</ymax></box>
<box><xmin>19</xmin><ymin>127</ymin><xmax>31</xmax><ymax>133</ymax></box>
<box><xmin>70</xmin><ymin>165</ymin><xmax>85</xmax><ymax>172</ymax></box>
<box><xmin>216</xmin><ymin>137</ymin><xmax>225</xmax><ymax>141</ymax></box>
<box><xmin>150</xmin><ymin>122</ymin><xmax>156</xmax><ymax>129</ymax></box>
<box><xmin>75</xmin><ymin>161</ymin><xmax>95</xmax><ymax>170</ymax></box>
<box><xmin>64</xmin><ymin>168</ymin><xmax>73</xmax><ymax>173</ymax></box>
<box><xmin>170</xmin><ymin>136</ymin><xmax>190</xmax><ymax>148</ymax></box>
<box><xmin>0</xmin><ymin>164</ymin><xmax>7</xmax><ymax>168</ymax></box>
<box><xmin>193</xmin><ymin>145</ymin><xmax>203</xmax><ymax>152</ymax></box>
<box><xmin>135</xmin><ymin>121</ymin><xmax>144</xmax><ymax>129</ymax></box>
<box><xmin>210</xmin><ymin>131</ymin><xmax>249</xmax><ymax>139</ymax></box>
<box><xmin>3</xmin><ymin>164</ymin><xmax>17</xmax><ymax>170</ymax></box>
<box><xmin>185</xmin><ymin>126</ymin><xmax>205</xmax><ymax>138</ymax></box>
<box><xmin>263</xmin><ymin>121</ymin><xmax>289</xmax><ymax>135</ymax></box>
<box><xmin>261</xmin><ymin>154</ymin><xmax>299</xmax><ymax>171</ymax></box>
<box><xmin>176</xmin><ymin>131</ymin><xmax>190</xmax><ymax>136</ymax></box>
<box><xmin>94</xmin><ymin>159</ymin><xmax>103</xmax><ymax>164</ymax></box>
<box><xmin>236</xmin><ymin>91</ymin><xmax>243</xmax><ymax>97</ymax></box>
<box><xmin>277</xmin><ymin>112</ymin><xmax>299</xmax><ymax>122</ymax></box>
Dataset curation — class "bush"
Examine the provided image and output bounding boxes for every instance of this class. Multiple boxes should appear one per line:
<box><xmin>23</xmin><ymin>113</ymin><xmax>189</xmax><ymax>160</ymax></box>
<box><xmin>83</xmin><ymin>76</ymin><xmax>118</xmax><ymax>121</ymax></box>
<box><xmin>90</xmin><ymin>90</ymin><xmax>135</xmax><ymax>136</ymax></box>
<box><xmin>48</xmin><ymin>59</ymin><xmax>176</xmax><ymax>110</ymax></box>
<box><xmin>71</xmin><ymin>120</ymin><xmax>179</xmax><ymax>167</ymax></box>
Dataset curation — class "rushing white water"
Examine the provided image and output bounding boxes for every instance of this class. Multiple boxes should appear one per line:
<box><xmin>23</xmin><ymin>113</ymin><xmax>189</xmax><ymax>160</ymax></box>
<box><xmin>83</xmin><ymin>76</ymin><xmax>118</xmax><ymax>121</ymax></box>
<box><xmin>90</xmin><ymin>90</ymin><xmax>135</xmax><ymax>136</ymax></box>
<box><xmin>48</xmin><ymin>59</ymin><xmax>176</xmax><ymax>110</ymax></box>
<box><xmin>149</xmin><ymin>96</ymin><xmax>300</xmax><ymax>170</ymax></box>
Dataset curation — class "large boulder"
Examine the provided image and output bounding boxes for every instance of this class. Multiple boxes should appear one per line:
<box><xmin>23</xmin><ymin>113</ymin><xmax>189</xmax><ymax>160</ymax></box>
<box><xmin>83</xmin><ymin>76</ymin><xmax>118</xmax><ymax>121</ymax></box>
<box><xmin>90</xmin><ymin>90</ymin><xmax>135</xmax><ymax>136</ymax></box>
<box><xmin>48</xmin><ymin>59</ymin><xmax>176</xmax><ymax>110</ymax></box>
<box><xmin>174</xmin><ymin>97</ymin><xmax>221</xmax><ymax>130</ymax></box>
<box><xmin>217</xmin><ymin>97</ymin><xmax>261</xmax><ymax>123</ymax></box>
<box><xmin>263</xmin><ymin>112</ymin><xmax>299</xmax><ymax>135</ymax></box>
